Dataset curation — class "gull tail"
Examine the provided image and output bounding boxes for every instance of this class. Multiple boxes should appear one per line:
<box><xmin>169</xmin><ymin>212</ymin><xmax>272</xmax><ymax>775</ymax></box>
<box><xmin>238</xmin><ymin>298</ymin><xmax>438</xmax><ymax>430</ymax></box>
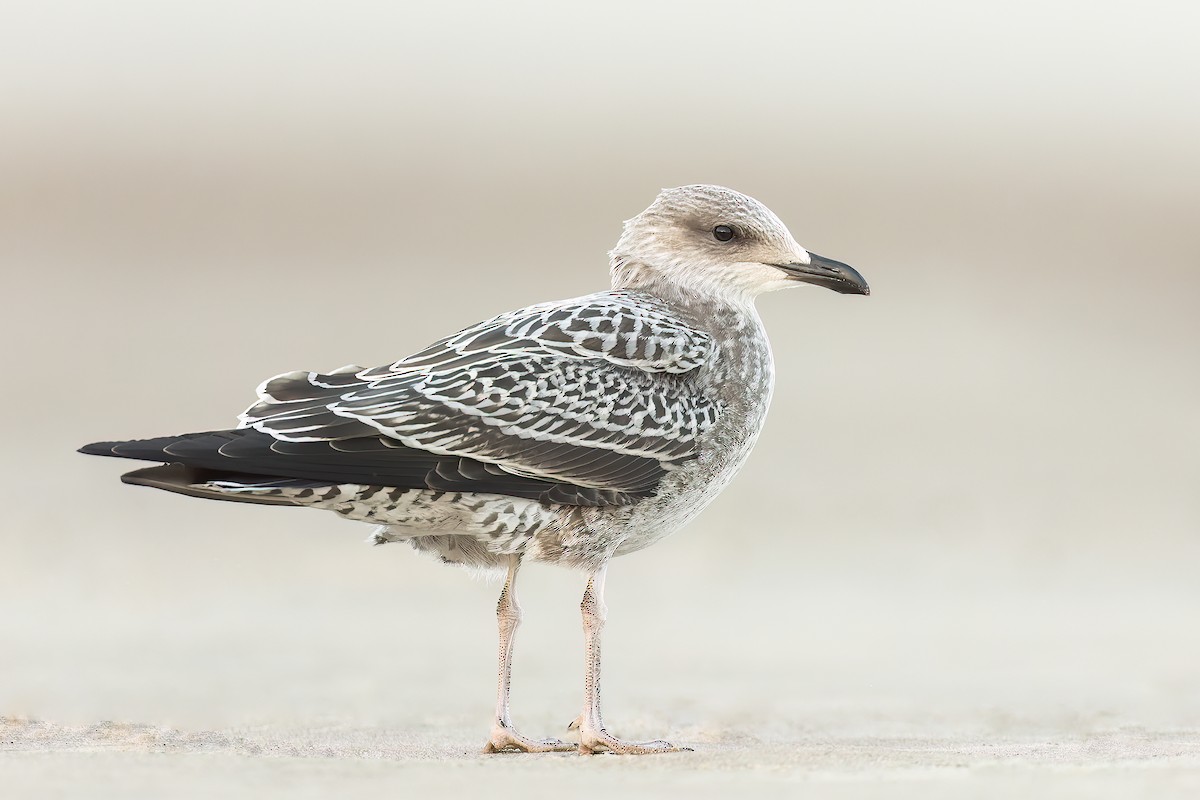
<box><xmin>79</xmin><ymin>434</ymin><xmax>324</xmax><ymax>507</ymax></box>
<box><xmin>117</xmin><ymin>463</ymin><xmax>302</xmax><ymax>506</ymax></box>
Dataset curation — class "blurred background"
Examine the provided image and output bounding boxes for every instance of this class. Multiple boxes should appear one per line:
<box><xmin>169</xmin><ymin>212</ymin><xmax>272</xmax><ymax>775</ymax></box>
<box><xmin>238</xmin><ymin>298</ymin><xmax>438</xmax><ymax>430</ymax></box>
<box><xmin>2</xmin><ymin>0</ymin><xmax>1198</xmax><ymax>792</ymax></box>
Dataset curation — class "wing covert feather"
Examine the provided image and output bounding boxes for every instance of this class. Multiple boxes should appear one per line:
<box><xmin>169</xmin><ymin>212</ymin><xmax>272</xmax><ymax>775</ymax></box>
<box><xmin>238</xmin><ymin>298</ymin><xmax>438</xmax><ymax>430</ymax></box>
<box><xmin>238</xmin><ymin>291</ymin><xmax>721</xmax><ymax>496</ymax></box>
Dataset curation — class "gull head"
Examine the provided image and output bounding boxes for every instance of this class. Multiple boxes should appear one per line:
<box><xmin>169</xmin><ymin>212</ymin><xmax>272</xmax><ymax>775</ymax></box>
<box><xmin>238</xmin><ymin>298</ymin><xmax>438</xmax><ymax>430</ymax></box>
<box><xmin>610</xmin><ymin>185</ymin><xmax>869</xmax><ymax>302</ymax></box>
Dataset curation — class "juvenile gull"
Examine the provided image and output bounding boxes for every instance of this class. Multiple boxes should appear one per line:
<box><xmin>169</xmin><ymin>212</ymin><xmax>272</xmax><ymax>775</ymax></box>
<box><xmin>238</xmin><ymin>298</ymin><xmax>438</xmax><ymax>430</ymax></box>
<box><xmin>81</xmin><ymin>185</ymin><xmax>869</xmax><ymax>755</ymax></box>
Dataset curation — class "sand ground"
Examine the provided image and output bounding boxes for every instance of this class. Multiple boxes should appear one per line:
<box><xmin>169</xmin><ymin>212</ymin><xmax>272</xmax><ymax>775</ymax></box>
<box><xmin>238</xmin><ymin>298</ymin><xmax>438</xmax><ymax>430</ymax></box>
<box><xmin>5</xmin><ymin>725</ymin><xmax>1200</xmax><ymax>800</ymax></box>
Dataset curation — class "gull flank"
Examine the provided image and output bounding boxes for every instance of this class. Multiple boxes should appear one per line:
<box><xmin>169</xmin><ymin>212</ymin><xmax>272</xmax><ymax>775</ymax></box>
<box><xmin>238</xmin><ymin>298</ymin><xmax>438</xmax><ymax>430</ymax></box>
<box><xmin>81</xmin><ymin>184</ymin><xmax>870</xmax><ymax>755</ymax></box>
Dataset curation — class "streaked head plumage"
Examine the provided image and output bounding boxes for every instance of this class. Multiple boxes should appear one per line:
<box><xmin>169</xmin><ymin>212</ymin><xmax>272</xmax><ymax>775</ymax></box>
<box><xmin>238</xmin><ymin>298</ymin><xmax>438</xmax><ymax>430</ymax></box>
<box><xmin>610</xmin><ymin>185</ymin><xmax>868</xmax><ymax>301</ymax></box>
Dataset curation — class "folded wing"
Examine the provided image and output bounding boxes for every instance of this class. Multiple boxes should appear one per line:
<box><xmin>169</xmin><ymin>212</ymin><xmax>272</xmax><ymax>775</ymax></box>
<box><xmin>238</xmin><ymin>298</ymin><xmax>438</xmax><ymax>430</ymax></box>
<box><xmin>225</xmin><ymin>290</ymin><xmax>720</xmax><ymax>504</ymax></box>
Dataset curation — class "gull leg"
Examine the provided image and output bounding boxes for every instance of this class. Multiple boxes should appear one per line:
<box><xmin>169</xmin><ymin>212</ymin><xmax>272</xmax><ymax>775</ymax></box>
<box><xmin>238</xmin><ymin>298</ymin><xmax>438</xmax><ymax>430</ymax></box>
<box><xmin>575</xmin><ymin>563</ymin><xmax>691</xmax><ymax>755</ymax></box>
<box><xmin>483</xmin><ymin>555</ymin><xmax>574</xmax><ymax>754</ymax></box>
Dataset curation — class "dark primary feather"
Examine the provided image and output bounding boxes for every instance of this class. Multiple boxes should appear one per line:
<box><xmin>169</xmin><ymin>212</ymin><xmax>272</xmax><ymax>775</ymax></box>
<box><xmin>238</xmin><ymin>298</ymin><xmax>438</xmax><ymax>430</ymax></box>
<box><xmin>79</xmin><ymin>430</ymin><xmax>648</xmax><ymax>506</ymax></box>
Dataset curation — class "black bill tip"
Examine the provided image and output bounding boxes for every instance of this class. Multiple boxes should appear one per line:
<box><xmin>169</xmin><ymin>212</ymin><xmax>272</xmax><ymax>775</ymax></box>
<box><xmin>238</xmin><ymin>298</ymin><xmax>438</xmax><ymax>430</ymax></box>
<box><xmin>774</xmin><ymin>253</ymin><xmax>870</xmax><ymax>296</ymax></box>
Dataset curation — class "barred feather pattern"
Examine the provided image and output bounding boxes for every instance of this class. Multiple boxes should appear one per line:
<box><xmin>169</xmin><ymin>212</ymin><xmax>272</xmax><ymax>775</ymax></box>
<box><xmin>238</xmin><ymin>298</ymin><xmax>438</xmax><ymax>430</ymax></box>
<box><xmin>237</xmin><ymin>291</ymin><xmax>721</xmax><ymax>495</ymax></box>
<box><xmin>207</xmin><ymin>479</ymin><xmax>553</xmax><ymax>560</ymax></box>
<box><xmin>202</xmin><ymin>288</ymin><xmax>776</xmax><ymax>570</ymax></box>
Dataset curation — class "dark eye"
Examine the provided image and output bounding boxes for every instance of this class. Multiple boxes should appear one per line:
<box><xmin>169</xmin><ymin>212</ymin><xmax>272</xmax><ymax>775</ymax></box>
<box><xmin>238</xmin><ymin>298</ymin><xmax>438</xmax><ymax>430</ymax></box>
<box><xmin>712</xmin><ymin>224</ymin><xmax>735</xmax><ymax>242</ymax></box>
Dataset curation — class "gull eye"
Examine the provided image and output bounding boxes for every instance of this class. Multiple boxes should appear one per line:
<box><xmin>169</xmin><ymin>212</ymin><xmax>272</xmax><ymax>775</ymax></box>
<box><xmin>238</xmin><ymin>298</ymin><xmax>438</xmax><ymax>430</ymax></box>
<box><xmin>712</xmin><ymin>225</ymin><xmax>735</xmax><ymax>242</ymax></box>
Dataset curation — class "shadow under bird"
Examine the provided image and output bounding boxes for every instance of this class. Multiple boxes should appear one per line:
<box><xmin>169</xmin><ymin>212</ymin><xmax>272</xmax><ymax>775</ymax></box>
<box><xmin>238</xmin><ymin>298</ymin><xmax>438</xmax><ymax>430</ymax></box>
<box><xmin>81</xmin><ymin>185</ymin><xmax>869</xmax><ymax>755</ymax></box>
